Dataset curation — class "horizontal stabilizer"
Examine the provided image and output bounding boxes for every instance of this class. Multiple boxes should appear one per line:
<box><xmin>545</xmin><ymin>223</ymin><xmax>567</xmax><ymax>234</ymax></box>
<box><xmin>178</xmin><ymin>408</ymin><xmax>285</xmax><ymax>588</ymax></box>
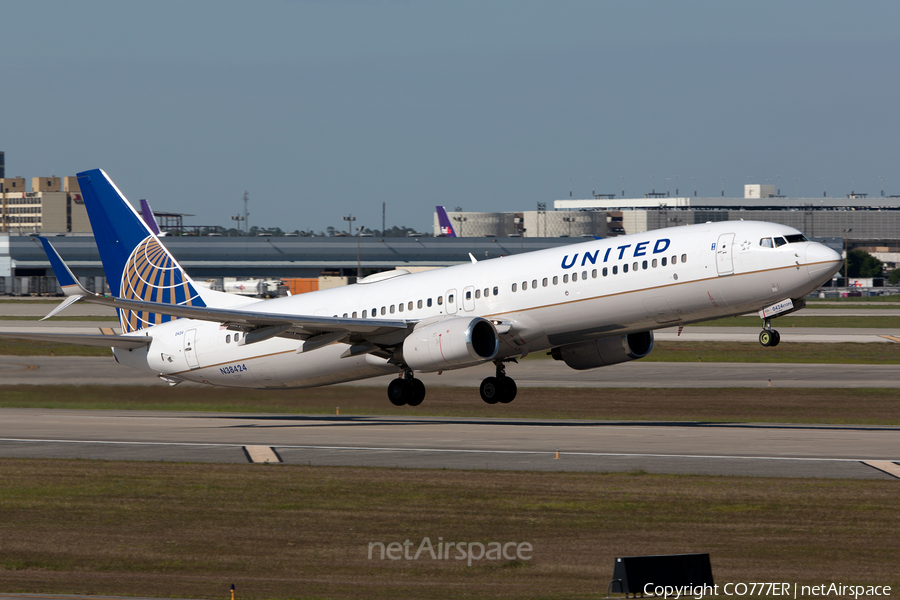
<box><xmin>0</xmin><ymin>332</ymin><xmax>152</xmax><ymax>349</ymax></box>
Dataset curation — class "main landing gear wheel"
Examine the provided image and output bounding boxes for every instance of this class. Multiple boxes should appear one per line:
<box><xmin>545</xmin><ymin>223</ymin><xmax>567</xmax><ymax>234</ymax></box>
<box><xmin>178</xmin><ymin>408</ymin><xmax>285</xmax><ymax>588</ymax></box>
<box><xmin>480</xmin><ymin>360</ymin><xmax>518</xmax><ymax>404</ymax></box>
<box><xmin>387</xmin><ymin>374</ymin><xmax>426</xmax><ymax>406</ymax></box>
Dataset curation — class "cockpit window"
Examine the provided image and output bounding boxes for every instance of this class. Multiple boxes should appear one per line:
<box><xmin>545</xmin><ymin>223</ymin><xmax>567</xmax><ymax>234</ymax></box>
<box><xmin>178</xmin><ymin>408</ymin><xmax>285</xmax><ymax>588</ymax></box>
<box><xmin>774</xmin><ymin>237</ymin><xmax>787</xmax><ymax>247</ymax></box>
<box><xmin>785</xmin><ymin>234</ymin><xmax>809</xmax><ymax>244</ymax></box>
<box><xmin>760</xmin><ymin>238</ymin><xmax>774</xmax><ymax>248</ymax></box>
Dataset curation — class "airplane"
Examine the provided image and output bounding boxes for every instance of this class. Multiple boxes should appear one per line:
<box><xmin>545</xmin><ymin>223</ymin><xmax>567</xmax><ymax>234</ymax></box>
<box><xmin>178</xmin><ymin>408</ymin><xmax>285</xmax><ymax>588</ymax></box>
<box><xmin>138</xmin><ymin>198</ymin><xmax>167</xmax><ymax>236</ymax></box>
<box><xmin>436</xmin><ymin>206</ymin><xmax>457</xmax><ymax>237</ymax></box>
<box><xmin>6</xmin><ymin>169</ymin><xmax>843</xmax><ymax>406</ymax></box>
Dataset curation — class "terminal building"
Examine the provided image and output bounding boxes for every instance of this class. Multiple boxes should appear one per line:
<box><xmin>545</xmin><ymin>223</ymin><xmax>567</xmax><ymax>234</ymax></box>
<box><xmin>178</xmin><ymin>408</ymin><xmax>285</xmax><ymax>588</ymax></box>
<box><xmin>0</xmin><ymin>175</ymin><xmax>91</xmax><ymax>233</ymax></box>
<box><xmin>434</xmin><ymin>185</ymin><xmax>900</xmax><ymax>268</ymax></box>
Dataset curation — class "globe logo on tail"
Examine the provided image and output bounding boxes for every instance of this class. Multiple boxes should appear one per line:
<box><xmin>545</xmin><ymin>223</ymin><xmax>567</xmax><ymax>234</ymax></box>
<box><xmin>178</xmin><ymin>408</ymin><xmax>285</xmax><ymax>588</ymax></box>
<box><xmin>119</xmin><ymin>236</ymin><xmax>205</xmax><ymax>333</ymax></box>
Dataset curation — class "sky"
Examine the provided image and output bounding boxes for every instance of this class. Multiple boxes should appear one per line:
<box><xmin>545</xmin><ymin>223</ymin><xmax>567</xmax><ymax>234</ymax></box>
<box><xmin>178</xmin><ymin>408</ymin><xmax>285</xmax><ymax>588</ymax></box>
<box><xmin>3</xmin><ymin>0</ymin><xmax>899</xmax><ymax>234</ymax></box>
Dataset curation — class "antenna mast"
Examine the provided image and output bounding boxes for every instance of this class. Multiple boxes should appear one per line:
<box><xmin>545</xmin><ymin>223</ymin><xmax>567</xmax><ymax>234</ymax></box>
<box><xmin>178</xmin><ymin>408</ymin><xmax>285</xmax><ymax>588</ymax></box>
<box><xmin>242</xmin><ymin>190</ymin><xmax>249</xmax><ymax>234</ymax></box>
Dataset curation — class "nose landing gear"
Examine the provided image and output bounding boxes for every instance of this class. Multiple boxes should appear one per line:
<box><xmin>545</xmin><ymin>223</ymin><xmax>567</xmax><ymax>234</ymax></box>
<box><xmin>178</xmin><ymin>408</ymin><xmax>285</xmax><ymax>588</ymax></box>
<box><xmin>759</xmin><ymin>317</ymin><xmax>781</xmax><ymax>347</ymax></box>
<box><xmin>480</xmin><ymin>360</ymin><xmax>518</xmax><ymax>404</ymax></box>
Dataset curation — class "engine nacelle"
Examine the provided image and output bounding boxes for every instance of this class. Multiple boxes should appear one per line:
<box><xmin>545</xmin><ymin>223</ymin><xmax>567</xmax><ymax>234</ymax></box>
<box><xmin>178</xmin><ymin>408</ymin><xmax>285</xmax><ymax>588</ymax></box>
<box><xmin>550</xmin><ymin>331</ymin><xmax>654</xmax><ymax>370</ymax></box>
<box><xmin>401</xmin><ymin>317</ymin><xmax>499</xmax><ymax>372</ymax></box>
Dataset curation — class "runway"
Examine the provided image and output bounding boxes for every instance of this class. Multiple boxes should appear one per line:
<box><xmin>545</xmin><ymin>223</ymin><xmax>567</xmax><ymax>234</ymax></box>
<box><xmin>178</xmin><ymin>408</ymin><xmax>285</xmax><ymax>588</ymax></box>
<box><xmin>0</xmin><ymin>408</ymin><xmax>897</xmax><ymax>480</ymax></box>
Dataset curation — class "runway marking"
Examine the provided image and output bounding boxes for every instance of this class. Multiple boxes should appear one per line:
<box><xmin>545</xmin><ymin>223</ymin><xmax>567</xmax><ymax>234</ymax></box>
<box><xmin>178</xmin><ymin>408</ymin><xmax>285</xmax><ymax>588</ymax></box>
<box><xmin>0</xmin><ymin>437</ymin><xmax>896</xmax><ymax>465</ymax></box>
<box><xmin>878</xmin><ymin>335</ymin><xmax>900</xmax><ymax>343</ymax></box>
<box><xmin>243</xmin><ymin>445</ymin><xmax>282</xmax><ymax>463</ymax></box>
<box><xmin>861</xmin><ymin>460</ymin><xmax>900</xmax><ymax>479</ymax></box>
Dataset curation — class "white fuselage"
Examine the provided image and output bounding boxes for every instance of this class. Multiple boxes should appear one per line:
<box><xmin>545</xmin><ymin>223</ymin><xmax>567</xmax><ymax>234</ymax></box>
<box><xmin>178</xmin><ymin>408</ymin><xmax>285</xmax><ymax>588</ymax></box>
<box><xmin>113</xmin><ymin>220</ymin><xmax>842</xmax><ymax>388</ymax></box>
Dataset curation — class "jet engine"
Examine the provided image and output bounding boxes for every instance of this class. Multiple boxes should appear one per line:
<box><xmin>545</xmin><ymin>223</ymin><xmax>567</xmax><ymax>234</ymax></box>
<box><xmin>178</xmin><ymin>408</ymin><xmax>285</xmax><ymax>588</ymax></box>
<box><xmin>550</xmin><ymin>331</ymin><xmax>654</xmax><ymax>370</ymax></box>
<box><xmin>400</xmin><ymin>317</ymin><xmax>499</xmax><ymax>372</ymax></box>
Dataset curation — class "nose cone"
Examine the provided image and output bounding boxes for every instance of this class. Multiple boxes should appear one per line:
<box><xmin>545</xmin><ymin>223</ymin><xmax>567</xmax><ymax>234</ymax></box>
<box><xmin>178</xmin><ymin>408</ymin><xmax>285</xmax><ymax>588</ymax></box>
<box><xmin>806</xmin><ymin>243</ymin><xmax>843</xmax><ymax>284</ymax></box>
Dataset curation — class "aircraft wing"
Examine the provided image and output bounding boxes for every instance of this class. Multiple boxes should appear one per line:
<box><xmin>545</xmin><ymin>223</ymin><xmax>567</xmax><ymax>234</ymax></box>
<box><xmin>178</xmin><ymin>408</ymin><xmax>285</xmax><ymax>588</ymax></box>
<box><xmin>72</xmin><ymin>292</ymin><xmax>410</xmax><ymax>337</ymax></box>
<box><xmin>36</xmin><ymin>236</ymin><xmax>411</xmax><ymax>347</ymax></box>
<box><xmin>0</xmin><ymin>331</ymin><xmax>152</xmax><ymax>349</ymax></box>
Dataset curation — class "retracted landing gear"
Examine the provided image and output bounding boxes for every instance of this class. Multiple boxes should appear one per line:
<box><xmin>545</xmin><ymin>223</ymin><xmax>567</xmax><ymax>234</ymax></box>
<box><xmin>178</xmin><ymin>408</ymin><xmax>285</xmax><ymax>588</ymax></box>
<box><xmin>480</xmin><ymin>360</ymin><xmax>518</xmax><ymax>404</ymax></box>
<box><xmin>759</xmin><ymin>317</ymin><xmax>781</xmax><ymax>347</ymax></box>
<box><xmin>388</xmin><ymin>369</ymin><xmax>426</xmax><ymax>407</ymax></box>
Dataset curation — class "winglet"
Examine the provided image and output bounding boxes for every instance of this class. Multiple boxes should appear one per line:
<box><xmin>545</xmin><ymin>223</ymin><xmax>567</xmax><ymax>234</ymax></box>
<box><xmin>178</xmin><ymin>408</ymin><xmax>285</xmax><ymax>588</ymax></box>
<box><xmin>37</xmin><ymin>237</ymin><xmax>89</xmax><ymax>296</ymax></box>
<box><xmin>469</xmin><ymin>252</ymin><xmax>478</xmax><ymax>263</ymax></box>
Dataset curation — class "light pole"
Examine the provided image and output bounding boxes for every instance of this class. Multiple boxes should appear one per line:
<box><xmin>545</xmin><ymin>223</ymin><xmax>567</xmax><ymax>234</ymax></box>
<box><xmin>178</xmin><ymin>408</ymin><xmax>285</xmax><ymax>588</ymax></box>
<box><xmin>563</xmin><ymin>216</ymin><xmax>574</xmax><ymax>237</ymax></box>
<box><xmin>342</xmin><ymin>215</ymin><xmax>359</xmax><ymax>278</ymax></box>
<box><xmin>452</xmin><ymin>215</ymin><xmax>467</xmax><ymax>237</ymax></box>
<box><xmin>842</xmin><ymin>228</ymin><xmax>853</xmax><ymax>287</ymax></box>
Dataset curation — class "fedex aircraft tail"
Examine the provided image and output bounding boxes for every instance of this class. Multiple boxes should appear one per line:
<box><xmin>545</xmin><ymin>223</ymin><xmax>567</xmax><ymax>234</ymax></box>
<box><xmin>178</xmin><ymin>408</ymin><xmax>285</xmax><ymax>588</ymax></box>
<box><xmin>76</xmin><ymin>169</ymin><xmax>208</xmax><ymax>333</ymax></box>
<box><xmin>436</xmin><ymin>206</ymin><xmax>457</xmax><ymax>237</ymax></box>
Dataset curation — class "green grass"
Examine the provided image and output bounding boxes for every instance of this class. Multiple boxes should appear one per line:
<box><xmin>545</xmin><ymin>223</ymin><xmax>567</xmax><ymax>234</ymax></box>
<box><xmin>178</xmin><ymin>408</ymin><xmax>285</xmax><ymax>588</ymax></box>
<box><xmin>643</xmin><ymin>341</ymin><xmax>900</xmax><ymax>364</ymax></box>
<box><xmin>694</xmin><ymin>315</ymin><xmax>900</xmax><ymax>328</ymax></box>
<box><xmin>0</xmin><ymin>459</ymin><xmax>896</xmax><ymax>600</ymax></box>
<box><xmin>806</xmin><ymin>294</ymin><xmax>900</xmax><ymax>303</ymax></box>
<box><xmin>1</xmin><ymin>385</ymin><xmax>898</xmax><ymax>424</ymax></box>
<box><xmin>0</xmin><ymin>315</ymin><xmax>117</xmax><ymax>321</ymax></box>
<box><xmin>0</xmin><ymin>339</ymin><xmax>113</xmax><ymax>356</ymax></box>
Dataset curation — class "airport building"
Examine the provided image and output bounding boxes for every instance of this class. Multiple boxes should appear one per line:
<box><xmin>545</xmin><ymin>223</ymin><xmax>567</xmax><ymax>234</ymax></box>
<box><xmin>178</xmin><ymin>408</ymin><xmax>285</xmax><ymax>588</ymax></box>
<box><xmin>433</xmin><ymin>185</ymin><xmax>900</xmax><ymax>267</ymax></box>
<box><xmin>0</xmin><ymin>175</ymin><xmax>91</xmax><ymax>233</ymax></box>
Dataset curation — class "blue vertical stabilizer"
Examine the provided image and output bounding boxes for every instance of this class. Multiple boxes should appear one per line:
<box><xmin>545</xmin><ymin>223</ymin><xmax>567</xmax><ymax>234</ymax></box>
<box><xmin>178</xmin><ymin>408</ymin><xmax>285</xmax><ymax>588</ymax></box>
<box><xmin>75</xmin><ymin>169</ymin><xmax>205</xmax><ymax>332</ymax></box>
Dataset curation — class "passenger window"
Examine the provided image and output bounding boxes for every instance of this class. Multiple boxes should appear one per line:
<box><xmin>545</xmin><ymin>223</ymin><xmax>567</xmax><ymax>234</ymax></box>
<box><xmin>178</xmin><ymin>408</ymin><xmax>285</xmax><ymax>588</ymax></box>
<box><xmin>398</xmin><ymin>304</ymin><xmax>403</xmax><ymax>312</ymax></box>
<box><xmin>563</xmin><ymin>274</ymin><xmax>569</xmax><ymax>283</ymax></box>
<box><xmin>475</xmin><ymin>289</ymin><xmax>481</xmax><ymax>299</ymax></box>
<box><xmin>466</xmin><ymin>291</ymin><xmax>472</xmax><ymax>300</ymax></box>
<box><xmin>512</xmin><ymin>283</ymin><xmax>517</xmax><ymax>292</ymax></box>
<box><xmin>235</xmin><ymin>333</ymin><xmax>240</xmax><ymax>342</ymax></box>
<box><xmin>581</xmin><ymin>271</ymin><xmax>587</xmax><ymax>280</ymax></box>
<box><xmin>623</xmin><ymin>263</ymin><xmax>629</xmax><ymax>273</ymax></box>
<box><xmin>372</xmin><ymin>307</ymin><xmax>377</xmax><ymax>316</ymax></box>
<box><xmin>662</xmin><ymin>257</ymin><xmax>667</xmax><ymax>266</ymax></box>
<box><xmin>633</xmin><ymin>262</ymin><xmax>638</xmax><ymax>271</ymax></box>
<box><xmin>408</xmin><ymin>301</ymin><xmax>413</xmax><ymax>311</ymax></box>
<box><xmin>592</xmin><ymin>269</ymin><xmax>597</xmax><ymax>278</ymax></box>
<box><xmin>532</xmin><ymin>279</ymin><xmax>538</xmax><ymax>288</ymax></box>
<box><xmin>572</xmin><ymin>272</ymin><xmax>577</xmax><ymax>282</ymax></box>
<box><xmin>642</xmin><ymin>260</ymin><xmax>647</xmax><ymax>270</ymax></box>
<box><xmin>552</xmin><ymin>276</ymin><xmax>558</xmax><ymax>285</ymax></box>
<box><xmin>760</xmin><ymin>238</ymin><xmax>774</xmax><ymax>248</ymax></box>
<box><xmin>448</xmin><ymin>294</ymin><xmax>454</xmax><ymax>303</ymax></box>
<box><xmin>671</xmin><ymin>256</ymin><xmax>677</xmax><ymax>265</ymax></box>
<box><xmin>542</xmin><ymin>277</ymin><xmax>548</xmax><ymax>287</ymax></box>
<box><xmin>522</xmin><ymin>281</ymin><xmax>527</xmax><ymax>290</ymax></box>
<box><xmin>484</xmin><ymin>288</ymin><xmax>489</xmax><ymax>297</ymax></box>
<box><xmin>343</xmin><ymin>313</ymin><xmax>348</xmax><ymax>318</ymax></box>
<box><xmin>493</xmin><ymin>286</ymin><xmax>498</xmax><ymax>296</ymax></box>
<box><xmin>427</xmin><ymin>298</ymin><xmax>433</xmax><ymax>307</ymax></box>
<box><xmin>390</xmin><ymin>305</ymin><xmax>395</xmax><ymax>314</ymax></box>
<box><xmin>437</xmin><ymin>296</ymin><xmax>443</xmax><ymax>305</ymax></box>
<box><xmin>226</xmin><ymin>334</ymin><xmax>231</xmax><ymax>343</ymax></box>
<box><xmin>381</xmin><ymin>307</ymin><xmax>386</xmax><ymax>315</ymax></box>
<box><xmin>602</xmin><ymin>267</ymin><xmax>608</xmax><ymax>276</ymax></box>
<box><xmin>681</xmin><ymin>254</ymin><xmax>687</xmax><ymax>262</ymax></box>
<box><xmin>362</xmin><ymin>310</ymin><xmax>367</xmax><ymax>318</ymax></box>
<box><xmin>352</xmin><ymin>311</ymin><xmax>357</xmax><ymax>318</ymax></box>
<box><xmin>418</xmin><ymin>300</ymin><xmax>423</xmax><ymax>309</ymax></box>
<box><xmin>612</xmin><ymin>265</ymin><xmax>618</xmax><ymax>275</ymax></box>
<box><xmin>652</xmin><ymin>259</ymin><xmax>657</xmax><ymax>268</ymax></box>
